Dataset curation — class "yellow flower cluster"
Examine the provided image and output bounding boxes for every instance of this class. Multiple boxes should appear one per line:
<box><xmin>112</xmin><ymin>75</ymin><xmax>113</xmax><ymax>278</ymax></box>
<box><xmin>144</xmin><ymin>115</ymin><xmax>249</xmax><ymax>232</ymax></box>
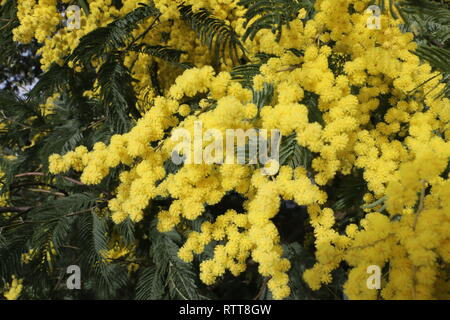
<box><xmin>13</xmin><ymin>0</ymin><xmax>62</xmax><ymax>44</ymax></box>
<box><xmin>0</xmin><ymin>155</ymin><xmax>17</xmax><ymax>213</ymax></box>
<box><xmin>3</xmin><ymin>276</ymin><xmax>23</xmax><ymax>300</ymax></box>
<box><xmin>298</xmin><ymin>0</ymin><xmax>449</xmax><ymax>300</ymax></box>
<box><xmin>39</xmin><ymin>94</ymin><xmax>59</xmax><ymax>116</ymax></box>
<box><xmin>100</xmin><ymin>240</ymin><xmax>131</xmax><ymax>261</ymax></box>
<box><xmin>177</xmin><ymin>167</ymin><xmax>326</xmax><ymax>299</ymax></box>
<box><xmin>0</xmin><ymin>169</ymin><xmax>8</xmax><ymax>209</ymax></box>
<box><xmin>98</xmin><ymin>233</ymin><xmax>140</xmax><ymax>273</ymax></box>
<box><xmin>21</xmin><ymin>249</ymin><xmax>35</xmax><ymax>264</ymax></box>
<box><xmin>15</xmin><ymin>0</ymin><xmax>449</xmax><ymax>299</ymax></box>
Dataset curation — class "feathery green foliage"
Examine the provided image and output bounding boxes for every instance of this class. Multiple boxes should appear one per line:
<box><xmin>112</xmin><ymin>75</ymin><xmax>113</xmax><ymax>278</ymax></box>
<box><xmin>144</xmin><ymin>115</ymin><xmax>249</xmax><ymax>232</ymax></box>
<box><xmin>239</xmin><ymin>0</ymin><xmax>314</xmax><ymax>42</ymax></box>
<box><xmin>179</xmin><ymin>4</ymin><xmax>247</xmax><ymax>65</ymax></box>
<box><xmin>396</xmin><ymin>0</ymin><xmax>450</xmax><ymax>98</ymax></box>
<box><xmin>1</xmin><ymin>0</ymin><xmax>449</xmax><ymax>301</ymax></box>
<box><xmin>279</xmin><ymin>133</ymin><xmax>313</xmax><ymax>170</ymax></box>
<box><xmin>67</xmin><ymin>3</ymin><xmax>161</xmax><ymax>68</ymax></box>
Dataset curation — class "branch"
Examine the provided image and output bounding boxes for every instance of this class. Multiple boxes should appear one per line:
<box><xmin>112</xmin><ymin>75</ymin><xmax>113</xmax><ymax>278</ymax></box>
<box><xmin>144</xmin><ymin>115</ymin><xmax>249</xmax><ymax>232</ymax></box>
<box><xmin>0</xmin><ymin>207</ymin><xmax>96</xmax><ymax>229</ymax></box>
<box><xmin>27</xmin><ymin>188</ymin><xmax>66</xmax><ymax>197</ymax></box>
<box><xmin>413</xmin><ymin>180</ymin><xmax>427</xmax><ymax>231</ymax></box>
<box><xmin>14</xmin><ymin>172</ymin><xmax>45</xmax><ymax>178</ymax></box>
<box><xmin>64</xmin><ymin>208</ymin><xmax>94</xmax><ymax>217</ymax></box>
<box><xmin>254</xmin><ymin>277</ymin><xmax>269</xmax><ymax>300</ymax></box>
<box><xmin>0</xmin><ymin>206</ymin><xmax>32</xmax><ymax>213</ymax></box>
<box><xmin>11</xmin><ymin>182</ymin><xmax>69</xmax><ymax>197</ymax></box>
<box><xmin>15</xmin><ymin>172</ymin><xmax>85</xmax><ymax>186</ymax></box>
<box><xmin>0</xmin><ymin>110</ymin><xmax>31</xmax><ymax>129</ymax></box>
<box><xmin>129</xmin><ymin>13</ymin><xmax>161</xmax><ymax>47</ymax></box>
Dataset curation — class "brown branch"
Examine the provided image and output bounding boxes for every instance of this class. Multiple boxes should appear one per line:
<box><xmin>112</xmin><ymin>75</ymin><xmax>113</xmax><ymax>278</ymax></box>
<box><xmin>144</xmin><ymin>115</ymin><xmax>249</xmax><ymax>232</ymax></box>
<box><xmin>413</xmin><ymin>180</ymin><xmax>426</xmax><ymax>231</ymax></box>
<box><xmin>0</xmin><ymin>206</ymin><xmax>32</xmax><ymax>213</ymax></box>
<box><xmin>14</xmin><ymin>172</ymin><xmax>45</xmax><ymax>178</ymax></box>
<box><xmin>0</xmin><ymin>207</ymin><xmax>95</xmax><ymax>229</ymax></box>
<box><xmin>64</xmin><ymin>208</ymin><xmax>94</xmax><ymax>217</ymax></box>
<box><xmin>276</xmin><ymin>64</ymin><xmax>302</xmax><ymax>73</ymax></box>
<box><xmin>411</xmin><ymin>180</ymin><xmax>427</xmax><ymax>300</ymax></box>
<box><xmin>128</xmin><ymin>14</ymin><xmax>161</xmax><ymax>49</ymax></box>
<box><xmin>0</xmin><ymin>110</ymin><xmax>31</xmax><ymax>129</ymax></box>
<box><xmin>254</xmin><ymin>277</ymin><xmax>269</xmax><ymax>300</ymax></box>
<box><xmin>87</xmin><ymin>117</ymin><xmax>106</xmax><ymax>129</ymax></box>
<box><xmin>15</xmin><ymin>172</ymin><xmax>85</xmax><ymax>186</ymax></box>
<box><xmin>61</xmin><ymin>245</ymin><xmax>80</xmax><ymax>250</ymax></box>
<box><xmin>11</xmin><ymin>182</ymin><xmax>69</xmax><ymax>196</ymax></box>
<box><xmin>60</xmin><ymin>176</ymin><xmax>85</xmax><ymax>186</ymax></box>
<box><xmin>27</xmin><ymin>188</ymin><xmax>66</xmax><ymax>197</ymax></box>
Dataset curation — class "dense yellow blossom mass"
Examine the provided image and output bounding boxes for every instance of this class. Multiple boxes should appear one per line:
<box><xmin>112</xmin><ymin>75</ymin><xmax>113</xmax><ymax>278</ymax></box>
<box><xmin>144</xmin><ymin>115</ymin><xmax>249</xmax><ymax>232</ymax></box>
<box><xmin>3</xmin><ymin>276</ymin><xmax>23</xmax><ymax>300</ymax></box>
<box><xmin>12</xmin><ymin>0</ymin><xmax>450</xmax><ymax>299</ymax></box>
<box><xmin>0</xmin><ymin>170</ymin><xmax>7</xmax><ymax>208</ymax></box>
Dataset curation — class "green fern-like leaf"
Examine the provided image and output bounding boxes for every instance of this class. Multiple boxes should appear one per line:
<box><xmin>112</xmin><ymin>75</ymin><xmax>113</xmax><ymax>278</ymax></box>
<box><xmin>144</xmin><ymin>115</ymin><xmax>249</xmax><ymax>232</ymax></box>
<box><xmin>239</xmin><ymin>0</ymin><xmax>314</xmax><ymax>42</ymax></box>
<box><xmin>27</xmin><ymin>193</ymin><xmax>97</xmax><ymax>261</ymax></box>
<box><xmin>97</xmin><ymin>52</ymin><xmax>141</xmax><ymax>132</ymax></box>
<box><xmin>76</xmin><ymin>211</ymin><xmax>129</xmax><ymax>298</ymax></box>
<box><xmin>115</xmin><ymin>218</ymin><xmax>136</xmax><ymax>246</ymax></box>
<box><xmin>279</xmin><ymin>133</ymin><xmax>313</xmax><ymax>169</ymax></box>
<box><xmin>231</xmin><ymin>63</ymin><xmax>262</xmax><ymax>89</ymax></box>
<box><xmin>91</xmin><ymin>212</ymin><xmax>109</xmax><ymax>255</ymax></box>
<box><xmin>253</xmin><ymin>82</ymin><xmax>274</xmax><ymax>109</ymax></box>
<box><xmin>179</xmin><ymin>4</ymin><xmax>247</xmax><ymax>65</ymax></box>
<box><xmin>150</xmin><ymin>228</ymin><xmax>201</xmax><ymax>299</ymax></box>
<box><xmin>129</xmin><ymin>43</ymin><xmax>193</xmax><ymax>69</ymax></box>
<box><xmin>28</xmin><ymin>64</ymin><xmax>73</xmax><ymax>102</ymax></box>
<box><xmin>0</xmin><ymin>225</ymin><xmax>30</xmax><ymax>286</ymax></box>
<box><xmin>136</xmin><ymin>266</ymin><xmax>165</xmax><ymax>300</ymax></box>
<box><xmin>231</xmin><ymin>53</ymin><xmax>276</xmax><ymax>88</ymax></box>
<box><xmin>330</xmin><ymin>171</ymin><xmax>367</xmax><ymax>211</ymax></box>
<box><xmin>414</xmin><ymin>45</ymin><xmax>450</xmax><ymax>98</ymax></box>
<box><xmin>396</xmin><ymin>0</ymin><xmax>450</xmax><ymax>45</ymax></box>
<box><xmin>67</xmin><ymin>3</ymin><xmax>160</xmax><ymax>67</ymax></box>
<box><xmin>415</xmin><ymin>45</ymin><xmax>450</xmax><ymax>74</ymax></box>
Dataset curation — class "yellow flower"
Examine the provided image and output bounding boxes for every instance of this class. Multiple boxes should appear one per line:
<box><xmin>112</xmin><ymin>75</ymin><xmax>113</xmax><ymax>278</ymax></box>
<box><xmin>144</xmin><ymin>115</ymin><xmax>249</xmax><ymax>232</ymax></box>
<box><xmin>3</xmin><ymin>276</ymin><xmax>23</xmax><ymax>300</ymax></box>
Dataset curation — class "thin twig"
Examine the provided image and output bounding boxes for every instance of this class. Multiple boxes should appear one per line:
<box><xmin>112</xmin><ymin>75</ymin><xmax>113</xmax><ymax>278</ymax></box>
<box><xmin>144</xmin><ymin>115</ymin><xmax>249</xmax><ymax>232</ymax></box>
<box><xmin>87</xmin><ymin>117</ymin><xmax>106</xmax><ymax>129</ymax></box>
<box><xmin>276</xmin><ymin>64</ymin><xmax>302</xmax><ymax>73</ymax></box>
<box><xmin>0</xmin><ymin>207</ymin><xmax>95</xmax><ymax>229</ymax></box>
<box><xmin>0</xmin><ymin>110</ymin><xmax>31</xmax><ymax>129</ymax></box>
<box><xmin>254</xmin><ymin>277</ymin><xmax>269</xmax><ymax>300</ymax></box>
<box><xmin>27</xmin><ymin>188</ymin><xmax>66</xmax><ymax>197</ymax></box>
<box><xmin>61</xmin><ymin>245</ymin><xmax>80</xmax><ymax>250</ymax></box>
<box><xmin>15</xmin><ymin>172</ymin><xmax>85</xmax><ymax>186</ymax></box>
<box><xmin>65</xmin><ymin>208</ymin><xmax>95</xmax><ymax>217</ymax></box>
<box><xmin>0</xmin><ymin>206</ymin><xmax>32</xmax><ymax>213</ymax></box>
<box><xmin>127</xmin><ymin>14</ymin><xmax>161</xmax><ymax>51</ymax></box>
<box><xmin>411</xmin><ymin>180</ymin><xmax>427</xmax><ymax>299</ymax></box>
<box><xmin>407</xmin><ymin>73</ymin><xmax>441</xmax><ymax>95</ymax></box>
<box><xmin>413</xmin><ymin>180</ymin><xmax>426</xmax><ymax>231</ymax></box>
<box><xmin>11</xmin><ymin>182</ymin><xmax>69</xmax><ymax>196</ymax></box>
